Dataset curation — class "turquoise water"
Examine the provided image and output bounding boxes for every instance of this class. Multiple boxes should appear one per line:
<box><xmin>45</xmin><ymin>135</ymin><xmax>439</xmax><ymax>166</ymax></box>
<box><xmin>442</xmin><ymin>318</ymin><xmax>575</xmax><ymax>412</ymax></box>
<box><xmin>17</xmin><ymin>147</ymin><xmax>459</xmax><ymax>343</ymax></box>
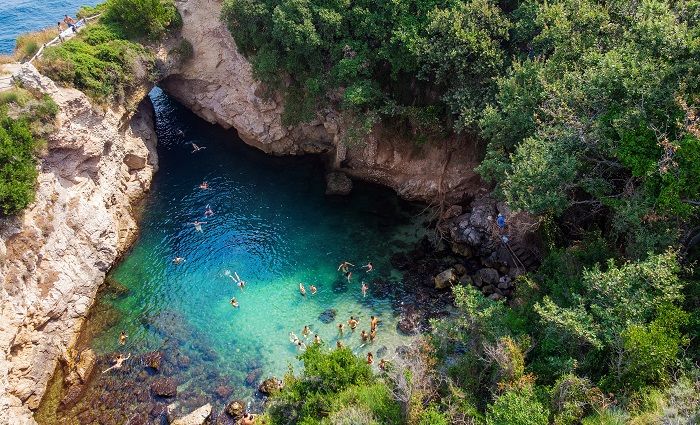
<box><xmin>72</xmin><ymin>88</ymin><xmax>425</xmax><ymax>418</ymax></box>
<box><xmin>0</xmin><ymin>0</ymin><xmax>99</xmax><ymax>54</ymax></box>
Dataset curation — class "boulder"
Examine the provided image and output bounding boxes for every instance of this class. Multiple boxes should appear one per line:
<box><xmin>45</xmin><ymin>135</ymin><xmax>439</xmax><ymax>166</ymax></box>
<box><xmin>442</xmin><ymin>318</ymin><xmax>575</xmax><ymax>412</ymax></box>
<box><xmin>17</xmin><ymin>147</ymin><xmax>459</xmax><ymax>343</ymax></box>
<box><xmin>318</xmin><ymin>308</ymin><xmax>337</xmax><ymax>324</ymax></box>
<box><xmin>75</xmin><ymin>349</ymin><xmax>96</xmax><ymax>384</ymax></box>
<box><xmin>225</xmin><ymin>399</ymin><xmax>246</xmax><ymax>418</ymax></box>
<box><xmin>434</xmin><ymin>268</ymin><xmax>458</xmax><ymax>289</ymax></box>
<box><xmin>488</xmin><ymin>293</ymin><xmax>504</xmax><ymax>301</ymax></box>
<box><xmin>453</xmin><ymin>263</ymin><xmax>467</xmax><ymax>276</ymax></box>
<box><xmin>458</xmin><ymin>274</ymin><xmax>473</xmax><ymax>286</ymax></box>
<box><xmin>325</xmin><ymin>172</ymin><xmax>352</xmax><ymax>195</ymax></box>
<box><xmin>178</xmin><ymin>355</ymin><xmax>191</xmax><ymax>369</ymax></box>
<box><xmin>124</xmin><ymin>153</ymin><xmax>147</xmax><ymax>170</ymax></box>
<box><xmin>498</xmin><ymin>276</ymin><xmax>512</xmax><ymax>290</ymax></box>
<box><xmin>151</xmin><ymin>377</ymin><xmax>177</xmax><ymax>397</ymax></box>
<box><xmin>172</xmin><ymin>403</ymin><xmax>212</xmax><ymax>425</ymax></box>
<box><xmin>245</xmin><ymin>368</ymin><xmax>262</xmax><ymax>386</ymax></box>
<box><xmin>397</xmin><ymin>316</ymin><xmax>418</xmax><ymax>335</ymax></box>
<box><xmin>441</xmin><ymin>205</ymin><xmax>463</xmax><ymax>220</ymax></box>
<box><xmin>215</xmin><ymin>385</ymin><xmax>232</xmax><ymax>399</ymax></box>
<box><xmin>482</xmin><ymin>285</ymin><xmax>495</xmax><ymax>295</ymax></box>
<box><xmin>450</xmin><ymin>243</ymin><xmax>472</xmax><ymax>258</ymax></box>
<box><xmin>258</xmin><ymin>378</ymin><xmax>282</xmax><ymax>396</ymax></box>
<box><xmin>144</xmin><ymin>351</ymin><xmax>162</xmax><ymax>372</ymax></box>
<box><xmin>473</xmin><ymin>268</ymin><xmax>499</xmax><ymax>288</ymax></box>
<box><xmin>58</xmin><ymin>384</ymin><xmax>84</xmax><ymax>411</ymax></box>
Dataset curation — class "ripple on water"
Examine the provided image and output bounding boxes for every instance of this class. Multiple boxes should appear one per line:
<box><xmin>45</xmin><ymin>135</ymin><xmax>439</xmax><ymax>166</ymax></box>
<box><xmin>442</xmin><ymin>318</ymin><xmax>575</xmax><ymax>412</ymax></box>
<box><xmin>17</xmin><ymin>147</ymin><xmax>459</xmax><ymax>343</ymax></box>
<box><xmin>45</xmin><ymin>87</ymin><xmax>432</xmax><ymax>421</ymax></box>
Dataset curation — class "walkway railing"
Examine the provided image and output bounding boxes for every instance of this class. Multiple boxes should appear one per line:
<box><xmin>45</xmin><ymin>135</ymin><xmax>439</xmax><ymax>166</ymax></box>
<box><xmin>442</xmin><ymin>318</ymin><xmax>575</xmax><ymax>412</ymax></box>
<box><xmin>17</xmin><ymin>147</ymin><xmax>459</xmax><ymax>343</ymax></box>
<box><xmin>27</xmin><ymin>14</ymin><xmax>102</xmax><ymax>64</ymax></box>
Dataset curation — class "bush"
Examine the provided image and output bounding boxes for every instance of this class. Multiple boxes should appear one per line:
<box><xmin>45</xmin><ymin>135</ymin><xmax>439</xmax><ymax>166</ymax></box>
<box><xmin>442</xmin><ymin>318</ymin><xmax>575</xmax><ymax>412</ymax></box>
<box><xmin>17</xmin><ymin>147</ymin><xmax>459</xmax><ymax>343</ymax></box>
<box><xmin>103</xmin><ymin>0</ymin><xmax>179</xmax><ymax>40</ymax></box>
<box><xmin>486</xmin><ymin>387</ymin><xmax>550</xmax><ymax>425</ymax></box>
<box><xmin>0</xmin><ymin>113</ymin><xmax>39</xmax><ymax>215</ymax></box>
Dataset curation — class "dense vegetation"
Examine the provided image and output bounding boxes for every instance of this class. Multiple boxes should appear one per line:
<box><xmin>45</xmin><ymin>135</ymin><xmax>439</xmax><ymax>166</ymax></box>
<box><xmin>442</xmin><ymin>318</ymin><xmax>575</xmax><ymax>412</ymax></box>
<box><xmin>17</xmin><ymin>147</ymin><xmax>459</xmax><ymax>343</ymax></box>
<box><xmin>223</xmin><ymin>0</ymin><xmax>700</xmax><ymax>423</ymax></box>
<box><xmin>0</xmin><ymin>89</ymin><xmax>58</xmax><ymax>215</ymax></box>
<box><xmin>36</xmin><ymin>0</ymin><xmax>180</xmax><ymax>102</ymax></box>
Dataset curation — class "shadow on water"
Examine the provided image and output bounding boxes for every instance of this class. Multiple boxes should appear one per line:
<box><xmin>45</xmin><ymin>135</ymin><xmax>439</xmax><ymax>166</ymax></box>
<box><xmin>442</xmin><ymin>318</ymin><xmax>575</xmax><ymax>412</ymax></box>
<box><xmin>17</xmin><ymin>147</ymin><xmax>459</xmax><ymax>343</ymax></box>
<box><xmin>35</xmin><ymin>87</ymin><xmax>451</xmax><ymax>424</ymax></box>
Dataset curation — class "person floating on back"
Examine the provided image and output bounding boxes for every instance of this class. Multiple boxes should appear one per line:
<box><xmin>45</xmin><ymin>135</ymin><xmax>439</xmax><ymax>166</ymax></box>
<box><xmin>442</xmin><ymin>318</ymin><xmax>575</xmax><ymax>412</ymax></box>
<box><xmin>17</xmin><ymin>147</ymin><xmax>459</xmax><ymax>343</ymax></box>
<box><xmin>172</xmin><ymin>257</ymin><xmax>185</xmax><ymax>264</ymax></box>
<box><xmin>192</xmin><ymin>220</ymin><xmax>204</xmax><ymax>232</ymax></box>
<box><xmin>191</xmin><ymin>142</ymin><xmax>206</xmax><ymax>153</ymax></box>
<box><xmin>102</xmin><ymin>353</ymin><xmax>131</xmax><ymax>373</ymax></box>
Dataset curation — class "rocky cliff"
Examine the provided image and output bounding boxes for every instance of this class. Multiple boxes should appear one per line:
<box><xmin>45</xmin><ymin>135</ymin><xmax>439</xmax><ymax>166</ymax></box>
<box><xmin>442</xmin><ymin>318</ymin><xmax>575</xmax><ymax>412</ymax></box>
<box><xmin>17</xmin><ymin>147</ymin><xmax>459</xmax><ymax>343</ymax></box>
<box><xmin>0</xmin><ymin>65</ymin><xmax>157</xmax><ymax>424</ymax></box>
<box><xmin>162</xmin><ymin>0</ymin><xmax>485</xmax><ymax>202</ymax></box>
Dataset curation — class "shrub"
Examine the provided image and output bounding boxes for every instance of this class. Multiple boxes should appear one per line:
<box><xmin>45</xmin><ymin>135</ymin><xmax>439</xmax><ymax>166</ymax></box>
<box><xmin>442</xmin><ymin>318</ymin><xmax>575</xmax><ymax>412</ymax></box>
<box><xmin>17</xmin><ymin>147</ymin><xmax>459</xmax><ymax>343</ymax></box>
<box><xmin>103</xmin><ymin>0</ymin><xmax>178</xmax><ymax>40</ymax></box>
<box><xmin>15</xmin><ymin>27</ymin><xmax>59</xmax><ymax>61</ymax></box>
<box><xmin>486</xmin><ymin>387</ymin><xmax>550</xmax><ymax>425</ymax></box>
<box><xmin>0</xmin><ymin>113</ymin><xmax>39</xmax><ymax>215</ymax></box>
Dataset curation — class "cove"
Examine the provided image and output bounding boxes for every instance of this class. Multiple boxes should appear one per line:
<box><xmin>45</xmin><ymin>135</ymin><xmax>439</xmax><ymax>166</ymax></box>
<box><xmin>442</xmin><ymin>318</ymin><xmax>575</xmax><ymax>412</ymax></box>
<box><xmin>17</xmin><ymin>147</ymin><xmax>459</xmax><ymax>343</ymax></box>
<box><xmin>44</xmin><ymin>88</ymin><xmax>430</xmax><ymax>421</ymax></box>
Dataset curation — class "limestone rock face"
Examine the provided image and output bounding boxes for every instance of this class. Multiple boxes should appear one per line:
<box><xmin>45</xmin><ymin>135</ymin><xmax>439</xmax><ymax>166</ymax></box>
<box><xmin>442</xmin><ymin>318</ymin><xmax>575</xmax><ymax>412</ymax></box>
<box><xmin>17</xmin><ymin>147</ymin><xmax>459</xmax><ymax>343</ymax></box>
<box><xmin>0</xmin><ymin>64</ymin><xmax>157</xmax><ymax>424</ymax></box>
<box><xmin>161</xmin><ymin>0</ymin><xmax>485</xmax><ymax>202</ymax></box>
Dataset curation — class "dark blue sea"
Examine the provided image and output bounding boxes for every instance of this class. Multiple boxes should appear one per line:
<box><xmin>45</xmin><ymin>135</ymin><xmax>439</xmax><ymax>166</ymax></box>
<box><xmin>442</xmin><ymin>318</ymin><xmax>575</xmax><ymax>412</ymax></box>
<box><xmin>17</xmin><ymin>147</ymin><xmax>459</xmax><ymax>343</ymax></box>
<box><xmin>0</xmin><ymin>0</ymin><xmax>99</xmax><ymax>54</ymax></box>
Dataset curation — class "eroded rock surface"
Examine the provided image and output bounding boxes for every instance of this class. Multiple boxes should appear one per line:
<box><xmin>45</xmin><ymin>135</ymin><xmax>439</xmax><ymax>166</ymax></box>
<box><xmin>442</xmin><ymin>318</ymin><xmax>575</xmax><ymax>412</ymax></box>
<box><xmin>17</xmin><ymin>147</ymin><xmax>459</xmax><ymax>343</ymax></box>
<box><xmin>0</xmin><ymin>64</ymin><xmax>157</xmax><ymax>424</ymax></box>
<box><xmin>161</xmin><ymin>0</ymin><xmax>485</xmax><ymax>202</ymax></box>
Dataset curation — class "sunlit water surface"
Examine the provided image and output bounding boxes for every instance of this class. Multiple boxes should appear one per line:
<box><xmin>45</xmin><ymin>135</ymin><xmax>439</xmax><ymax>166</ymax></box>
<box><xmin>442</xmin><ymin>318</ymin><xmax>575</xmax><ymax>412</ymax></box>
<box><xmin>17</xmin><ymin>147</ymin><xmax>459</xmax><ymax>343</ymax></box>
<box><xmin>77</xmin><ymin>88</ymin><xmax>425</xmax><ymax>416</ymax></box>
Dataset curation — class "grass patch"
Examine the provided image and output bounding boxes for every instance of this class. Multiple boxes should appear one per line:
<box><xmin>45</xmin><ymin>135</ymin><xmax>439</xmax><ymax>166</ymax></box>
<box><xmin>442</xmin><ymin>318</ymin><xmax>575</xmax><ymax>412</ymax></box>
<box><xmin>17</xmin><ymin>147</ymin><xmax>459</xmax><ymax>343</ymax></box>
<box><xmin>14</xmin><ymin>27</ymin><xmax>60</xmax><ymax>62</ymax></box>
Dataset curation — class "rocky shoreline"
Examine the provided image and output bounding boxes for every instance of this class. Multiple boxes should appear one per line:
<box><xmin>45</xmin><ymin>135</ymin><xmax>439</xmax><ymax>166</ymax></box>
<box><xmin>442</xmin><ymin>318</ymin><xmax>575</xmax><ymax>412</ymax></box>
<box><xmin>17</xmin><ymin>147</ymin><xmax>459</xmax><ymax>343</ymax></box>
<box><xmin>0</xmin><ymin>65</ymin><xmax>157</xmax><ymax>425</ymax></box>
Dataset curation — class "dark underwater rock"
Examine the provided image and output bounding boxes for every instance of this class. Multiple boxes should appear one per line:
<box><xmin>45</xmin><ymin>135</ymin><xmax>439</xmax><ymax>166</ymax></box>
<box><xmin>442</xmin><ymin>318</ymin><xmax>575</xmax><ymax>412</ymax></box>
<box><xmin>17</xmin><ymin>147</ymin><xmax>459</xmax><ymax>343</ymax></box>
<box><xmin>318</xmin><ymin>308</ymin><xmax>337</xmax><ymax>324</ymax></box>
<box><xmin>151</xmin><ymin>377</ymin><xmax>177</xmax><ymax>397</ymax></box>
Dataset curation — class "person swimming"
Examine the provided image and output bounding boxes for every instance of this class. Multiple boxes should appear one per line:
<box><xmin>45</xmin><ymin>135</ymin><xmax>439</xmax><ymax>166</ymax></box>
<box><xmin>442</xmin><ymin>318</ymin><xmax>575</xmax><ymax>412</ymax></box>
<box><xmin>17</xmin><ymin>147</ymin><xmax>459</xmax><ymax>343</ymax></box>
<box><xmin>302</xmin><ymin>325</ymin><xmax>311</xmax><ymax>337</ymax></box>
<box><xmin>338</xmin><ymin>261</ymin><xmax>354</xmax><ymax>273</ymax></box>
<box><xmin>360</xmin><ymin>330</ymin><xmax>369</xmax><ymax>342</ymax></box>
<box><xmin>346</xmin><ymin>271</ymin><xmax>353</xmax><ymax>282</ymax></box>
<box><xmin>192</xmin><ymin>220</ymin><xmax>204</xmax><ymax>232</ymax></box>
<box><xmin>364</xmin><ymin>262</ymin><xmax>374</xmax><ymax>272</ymax></box>
<box><xmin>289</xmin><ymin>332</ymin><xmax>299</xmax><ymax>344</ymax></box>
<box><xmin>299</xmin><ymin>283</ymin><xmax>306</xmax><ymax>296</ymax></box>
<box><xmin>119</xmin><ymin>330</ymin><xmax>128</xmax><ymax>346</ymax></box>
<box><xmin>336</xmin><ymin>340</ymin><xmax>344</xmax><ymax>349</ymax></box>
<box><xmin>337</xmin><ymin>323</ymin><xmax>344</xmax><ymax>335</ymax></box>
<box><xmin>361</xmin><ymin>282</ymin><xmax>368</xmax><ymax>297</ymax></box>
<box><xmin>172</xmin><ymin>257</ymin><xmax>185</xmax><ymax>264</ymax></box>
<box><xmin>230</xmin><ymin>297</ymin><xmax>239</xmax><ymax>308</ymax></box>
<box><xmin>348</xmin><ymin>316</ymin><xmax>359</xmax><ymax>331</ymax></box>
<box><xmin>379</xmin><ymin>358</ymin><xmax>387</xmax><ymax>370</ymax></box>
<box><xmin>199</xmin><ymin>181</ymin><xmax>209</xmax><ymax>190</ymax></box>
<box><xmin>102</xmin><ymin>353</ymin><xmax>131</xmax><ymax>373</ymax></box>
<box><xmin>191</xmin><ymin>142</ymin><xmax>206</xmax><ymax>153</ymax></box>
<box><xmin>313</xmin><ymin>334</ymin><xmax>322</xmax><ymax>345</ymax></box>
<box><xmin>204</xmin><ymin>205</ymin><xmax>214</xmax><ymax>217</ymax></box>
<box><xmin>366</xmin><ymin>352</ymin><xmax>374</xmax><ymax>365</ymax></box>
<box><xmin>369</xmin><ymin>328</ymin><xmax>377</xmax><ymax>342</ymax></box>
<box><xmin>309</xmin><ymin>285</ymin><xmax>317</xmax><ymax>295</ymax></box>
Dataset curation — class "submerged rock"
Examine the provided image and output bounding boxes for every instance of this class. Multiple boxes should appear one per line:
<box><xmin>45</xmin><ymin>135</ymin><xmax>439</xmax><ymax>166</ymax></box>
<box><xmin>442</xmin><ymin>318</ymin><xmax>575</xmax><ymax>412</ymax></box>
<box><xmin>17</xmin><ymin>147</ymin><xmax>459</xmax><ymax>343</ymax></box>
<box><xmin>325</xmin><ymin>171</ymin><xmax>353</xmax><ymax>195</ymax></box>
<box><xmin>151</xmin><ymin>377</ymin><xmax>177</xmax><ymax>397</ymax></box>
<box><xmin>225</xmin><ymin>399</ymin><xmax>246</xmax><ymax>418</ymax></box>
<box><xmin>318</xmin><ymin>309</ymin><xmax>337</xmax><ymax>324</ymax></box>
<box><xmin>144</xmin><ymin>351</ymin><xmax>162</xmax><ymax>372</ymax></box>
<box><xmin>258</xmin><ymin>377</ymin><xmax>283</xmax><ymax>396</ymax></box>
<box><xmin>172</xmin><ymin>403</ymin><xmax>212</xmax><ymax>425</ymax></box>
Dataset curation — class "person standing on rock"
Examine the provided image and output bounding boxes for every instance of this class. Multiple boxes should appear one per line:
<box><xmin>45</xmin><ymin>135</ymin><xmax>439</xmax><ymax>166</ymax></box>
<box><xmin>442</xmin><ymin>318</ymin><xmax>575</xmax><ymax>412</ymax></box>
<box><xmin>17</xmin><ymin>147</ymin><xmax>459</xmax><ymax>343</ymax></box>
<box><xmin>119</xmin><ymin>330</ymin><xmax>128</xmax><ymax>345</ymax></box>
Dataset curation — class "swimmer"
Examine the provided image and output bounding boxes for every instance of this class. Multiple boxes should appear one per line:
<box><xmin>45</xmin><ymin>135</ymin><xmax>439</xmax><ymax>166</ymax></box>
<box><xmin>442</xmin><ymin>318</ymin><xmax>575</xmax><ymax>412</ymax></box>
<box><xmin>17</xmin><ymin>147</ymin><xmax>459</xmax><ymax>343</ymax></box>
<box><xmin>313</xmin><ymin>334</ymin><xmax>322</xmax><ymax>345</ymax></box>
<box><xmin>366</xmin><ymin>352</ymin><xmax>374</xmax><ymax>365</ymax></box>
<box><xmin>336</xmin><ymin>340</ymin><xmax>343</xmax><ymax>349</ymax></box>
<box><xmin>299</xmin><ymin>283</ymin><xmax>306</xmax><ymax>296</ymax></box>
<box><xmin>238</xmin><ymin>280</ymin><xmax>246</xmax><ymax>290</ymax></box>
<box><xmin>364</xmin><ymin>262</ymin><xmax>374</xmax><ymax>272</ymax></box>
<box><xmin>309</xmin><ymin>285</ymin><xmax>317</xmax><ymax>295</ymax></box>
<box><xmin>370</xmin><ymin>316</ymin><xmax>381</xmax><ymax>332</ymax></box>
<box><xmin>177</xmin><ymin>129</ymin><xmax>185</xmax><ymax>136</ymax></box>
<box><xmin>296</xmin><ymin>340</ymin><xmax>306</xmax><ymax>351</ymax></box>
<box><xmin>289</xmin><ymin>332</ymin><xmax>299</xmax><ymax>343</ymax></box>
<box><xmin>361</xmin><ymin>282</ymin><xmax>368</xmax><ymax>297</ymax></box>
<box><xmin>369</xmin><ymin>328</ymin><xmax>377</xmax><ymax>342</ymax></box>
<box><xmin>191</xmin><ymin>142</ymin><xmax>207</xmax><ymax>153</ymax></box>
<box><xmin>337</xmin><ymin>261</ymin><xmax>354</xmax><ymax>273</ymax></box>
<box><xmin>379</xmin><ymin>358</ymin><xmax>387</xmax><ymax>370</ymax></box>
<box><xmin>337</xmin><ymin>323</ymin><xmax>344</xmax><ymax>335</ymax></box>
<box><xmin>346</xmin><ymin>271</ymin><xmax>353</xmax><ymax>283</ymax></box>
<box><xmin>230</xmin><ymin>297</ymin><xmax>239</xmax><ymax>308</ymax></box>
<box><xmin>102</xmin><ymin>353</ymin><xmax>131</xmax><ymax>373</ymax></box>
<box><xmin>360</xmin><ymin>330</ymin><xmax>369</xmax><ymax>342</ymax></box>
<box><xmin>192</xmin><ymin>220</ymin><xmax>204</xmax><ymax>232</ymax></box>
<box><xmin>119</xmin><ymin>330</ymin><xmax>128</xmax><ymax>346</ymax></box>
<box><xmin>199</xmin><ymin>181</ymin><xmax>209</xmax><ymax>190</ymax></box>
<box><xmin>204</xmin><ymin>205</ymin><xmax>214</xmax><ymax>217</ymax></box>
<box><xmin>347</xmin><ymin>316</ymin><xmax>359</xmax><ymax>331</ymax></box>
<box><xmin>172</xmin><ymin>257</ymin><xmax>185</xmax><ymax>264</ymax></box>
<box><xmin>302</xmin><ymin>325</ymin><xmax>311</xmax><ymax>337</ymax></box>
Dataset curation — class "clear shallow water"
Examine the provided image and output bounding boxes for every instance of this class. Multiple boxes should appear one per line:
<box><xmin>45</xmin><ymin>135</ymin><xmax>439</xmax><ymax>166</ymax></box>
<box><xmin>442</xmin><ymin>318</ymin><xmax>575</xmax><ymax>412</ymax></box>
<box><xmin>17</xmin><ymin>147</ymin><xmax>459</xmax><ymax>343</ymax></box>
<box><xmin>0</xmin><ymin>0</ymin><xmax>99</xmax><ymax>54</ymax></box>
<box><xmin>71</xmin><ymin>88</ymin><xmax>426</xmax><ymax>417</ymax></box>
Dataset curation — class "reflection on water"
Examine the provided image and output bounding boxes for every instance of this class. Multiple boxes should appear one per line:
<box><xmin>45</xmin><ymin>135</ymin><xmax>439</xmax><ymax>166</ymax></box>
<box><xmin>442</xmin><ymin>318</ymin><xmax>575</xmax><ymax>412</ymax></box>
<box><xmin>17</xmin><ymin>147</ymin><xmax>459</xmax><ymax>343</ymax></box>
<box><xmin>40</xmin><ymin>88</ymin><xmax>431</xmax><ymax>422</ymax></box>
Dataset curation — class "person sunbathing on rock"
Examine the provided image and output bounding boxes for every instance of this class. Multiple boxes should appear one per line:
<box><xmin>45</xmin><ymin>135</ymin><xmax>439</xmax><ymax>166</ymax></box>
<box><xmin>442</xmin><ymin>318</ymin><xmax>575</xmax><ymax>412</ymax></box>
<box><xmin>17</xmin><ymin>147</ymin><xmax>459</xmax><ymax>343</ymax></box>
<box><xmin>102</xmin><ymin>353</ymin><xmax>131</xmax><ymax>373</ymax></box>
